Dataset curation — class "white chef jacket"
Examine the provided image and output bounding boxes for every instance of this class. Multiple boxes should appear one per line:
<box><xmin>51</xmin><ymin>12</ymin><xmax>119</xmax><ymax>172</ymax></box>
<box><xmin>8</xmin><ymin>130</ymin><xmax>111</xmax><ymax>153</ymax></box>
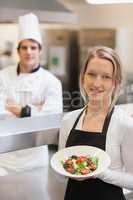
<box><xmin>59</xmin><ymin>106</ymin><xmax>133</xmax><ymax>190</ymax></box>
<box><xmin>0</xmin><ymin>65</ymin><xmax>63</xmax><ymax>175</ymax></box>
<box><xmin>0</xmin><ymin>65</ymin><xmax>63</xmax><ymax>116</ymax></box>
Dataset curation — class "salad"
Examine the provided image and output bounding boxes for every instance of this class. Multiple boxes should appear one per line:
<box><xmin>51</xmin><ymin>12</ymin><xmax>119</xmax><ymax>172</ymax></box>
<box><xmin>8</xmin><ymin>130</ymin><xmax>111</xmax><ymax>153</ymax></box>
<box><xmin>61</xmin><ymin>155</ymin><xmax>98</xmax><ymax>175</ymax></box>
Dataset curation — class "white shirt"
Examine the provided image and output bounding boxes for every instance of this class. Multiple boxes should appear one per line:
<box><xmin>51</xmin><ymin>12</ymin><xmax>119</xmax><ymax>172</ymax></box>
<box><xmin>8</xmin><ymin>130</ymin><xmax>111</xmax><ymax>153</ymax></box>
<box><xmin>59</xmin><ymin>106</ymin><xmax>133</xmax><ymax>190</ymax></box>
<box><xmin>0</xmin><ymin>65</ymin><xmax>63</xmax><ymax>116</ymax></box>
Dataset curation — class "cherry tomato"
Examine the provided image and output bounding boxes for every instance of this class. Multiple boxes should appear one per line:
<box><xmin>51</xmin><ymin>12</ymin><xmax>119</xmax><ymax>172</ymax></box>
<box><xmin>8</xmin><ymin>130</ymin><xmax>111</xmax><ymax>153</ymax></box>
<box><xmin>65</xmin><ymin>159</ymin><xmax>73</xmax><ymax>165</ymax></box>
<box><xmin>81</xmin><ymin>168</ymin><xmax>90</xmax><ymax>175</ymax></box>
<box><xmin>66</xmin><ymin>167</ymin><xmax>73</xmax><ymax>173</ymax></box>
<box><xmin>76</xmin><ymin>156</ymin><xmax>87</xmax><ymax>164</ymax></box>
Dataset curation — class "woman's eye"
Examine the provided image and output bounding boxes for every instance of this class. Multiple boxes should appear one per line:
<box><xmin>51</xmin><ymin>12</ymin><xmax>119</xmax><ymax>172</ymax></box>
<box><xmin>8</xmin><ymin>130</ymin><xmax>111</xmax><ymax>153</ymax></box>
<box><xmin>103</xmin><ymin>75</ymin><xmax>112</xmax><ymax>79</ymax></box>
<box><xmin>87</xmin><ymin>72</ymin><xmax>96</xmax><ymax>77</ymax></box>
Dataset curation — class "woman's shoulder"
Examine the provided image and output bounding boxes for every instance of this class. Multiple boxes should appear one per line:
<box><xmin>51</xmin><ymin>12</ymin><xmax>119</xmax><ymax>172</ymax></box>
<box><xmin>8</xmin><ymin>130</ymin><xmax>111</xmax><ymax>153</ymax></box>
<box><xmin>114</xmin><ymin>105</ymin><xmax>133</xmax><ymax>120</ymax></box>
<box><xmin>63</xmin><ymin>108</ymin><xmax>84</xmax><ymax>122</ymax></box>
<box><xmin>114</xmin><ymin>105</ymin><xmax>133</xmax><ymax>129</ymax></box>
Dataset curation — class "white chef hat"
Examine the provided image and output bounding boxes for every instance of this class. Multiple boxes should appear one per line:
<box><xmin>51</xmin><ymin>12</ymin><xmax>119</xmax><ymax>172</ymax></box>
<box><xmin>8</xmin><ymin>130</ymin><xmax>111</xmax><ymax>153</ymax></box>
<box><xmin>18</xmin><ymin>13</ymin><xmax>42</xmax><ymax>46</ymax></box>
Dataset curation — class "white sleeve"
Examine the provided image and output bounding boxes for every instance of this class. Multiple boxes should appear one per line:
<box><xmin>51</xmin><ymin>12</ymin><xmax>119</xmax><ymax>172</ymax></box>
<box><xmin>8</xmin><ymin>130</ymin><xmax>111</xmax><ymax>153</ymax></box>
<box><xmin>30</xmin><ymin>79</ymin><xmax>63</xmax><ymax>116</ymax></box>
<box><xmin>97</xmin><ymin>118</ymin><xmax>133</xmax><ymax>191</ymax></box>
<box><xmin>97</xmin><ymin>169</ymin><xmax>133</xmax><ymax>190</ymax></box>
<box><xmin>58</xmin><ymin>116</ymin><xmax>70</xmax><ymax>150</ymax></box>
<box><xmin>57</xmin><ymin>114</ymin><xmax>73</xmax><ymax>183</ymax></box>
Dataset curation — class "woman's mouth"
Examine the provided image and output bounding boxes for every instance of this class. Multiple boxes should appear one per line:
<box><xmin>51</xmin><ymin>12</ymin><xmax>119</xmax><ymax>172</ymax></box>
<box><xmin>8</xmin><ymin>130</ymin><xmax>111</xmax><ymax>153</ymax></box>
<box><xmin>89</xmin><ymin>89</ymin><xmax>104</xmax><ymax>95</ymax></box>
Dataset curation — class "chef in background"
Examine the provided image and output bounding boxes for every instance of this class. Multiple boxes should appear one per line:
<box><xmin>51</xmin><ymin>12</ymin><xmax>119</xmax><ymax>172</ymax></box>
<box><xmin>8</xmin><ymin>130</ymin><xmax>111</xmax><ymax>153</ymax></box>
<box><xmin>0</xmin><ymin>13</ymin><xmax>62</xmax><ymax>117</ymax></box>
<box><xmin>0</xmin><ymin>13</ymin><xmax>63</xmax><ymax>175</ymax></box>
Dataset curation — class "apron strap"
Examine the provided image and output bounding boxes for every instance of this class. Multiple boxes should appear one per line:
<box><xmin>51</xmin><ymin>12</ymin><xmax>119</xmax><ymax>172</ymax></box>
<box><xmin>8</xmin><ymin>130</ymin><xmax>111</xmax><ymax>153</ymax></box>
<box><xmin>102</xmin><ymin>108</ymin><xmax>114</xmax><ymax>135</ymax></box>
<box><xmin>72</xmin><ymin>108</ymin><xmax>86</xmax><ymax>130</ymax></box>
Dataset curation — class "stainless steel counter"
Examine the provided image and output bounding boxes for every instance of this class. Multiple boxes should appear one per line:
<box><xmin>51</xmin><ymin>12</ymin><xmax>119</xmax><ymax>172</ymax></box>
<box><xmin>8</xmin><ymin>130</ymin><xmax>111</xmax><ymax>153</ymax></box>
<box><xmin>0</xmin><ymin>114</ymin><xmax>61</xmax><ymax>153</ymax></box>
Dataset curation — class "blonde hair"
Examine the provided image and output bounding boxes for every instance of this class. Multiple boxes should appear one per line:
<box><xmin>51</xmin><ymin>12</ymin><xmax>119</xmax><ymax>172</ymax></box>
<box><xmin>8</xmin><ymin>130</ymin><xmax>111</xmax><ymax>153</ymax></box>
<box><xmin>79</xmin><ymin>46</ymin><xmax>123</xmax><ymax>111</ymax></box>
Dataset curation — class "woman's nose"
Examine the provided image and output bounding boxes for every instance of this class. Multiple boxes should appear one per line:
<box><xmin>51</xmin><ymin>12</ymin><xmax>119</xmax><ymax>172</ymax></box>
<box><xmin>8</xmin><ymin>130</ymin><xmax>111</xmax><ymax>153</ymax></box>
<box><xmin>93</xmin><ymin>76</ymin><xmax>102</xmax><ymax>86</ymax></box>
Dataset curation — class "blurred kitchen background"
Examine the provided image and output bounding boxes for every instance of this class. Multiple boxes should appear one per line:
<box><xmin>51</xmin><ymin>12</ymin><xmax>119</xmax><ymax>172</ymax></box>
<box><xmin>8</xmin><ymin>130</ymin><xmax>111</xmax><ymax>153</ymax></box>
<box><xmin>0</xmin><ymin>0</ymin><xmax>133</xmax><ymax>199</ymax></box>
<box><xmin>1</xmin><ymin>0</ymin><xmax>133</xmax><ymax>112</ymax></box>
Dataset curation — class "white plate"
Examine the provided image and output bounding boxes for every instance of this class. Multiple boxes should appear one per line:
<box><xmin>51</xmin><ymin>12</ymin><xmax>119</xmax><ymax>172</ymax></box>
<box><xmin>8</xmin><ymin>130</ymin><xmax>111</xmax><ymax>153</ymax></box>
<box><xmin>51</xmin><ymin>145</ymin><xmax>111</xmax><ymax>179</ymax></box>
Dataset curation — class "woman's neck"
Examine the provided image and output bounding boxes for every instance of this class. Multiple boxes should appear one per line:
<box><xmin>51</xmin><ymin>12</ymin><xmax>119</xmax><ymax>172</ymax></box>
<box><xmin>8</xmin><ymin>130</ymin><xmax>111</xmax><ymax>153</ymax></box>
<box><xmin>87</xmin><ymin>99</ymin><xmax>110</xmax><ymax>115</ymax></box>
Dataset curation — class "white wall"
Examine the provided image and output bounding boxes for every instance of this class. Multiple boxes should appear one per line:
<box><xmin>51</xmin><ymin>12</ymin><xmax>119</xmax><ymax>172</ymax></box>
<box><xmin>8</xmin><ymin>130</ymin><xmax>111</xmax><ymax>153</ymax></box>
<box><xmin>116</xmin><ymin>29</ymin><xmax>133</xmax><ymax>74</ymax></box>
<box><xmin>0</xmin><ymin>24</ymin><xmax>18</xmax><ymax>50</ymax></box>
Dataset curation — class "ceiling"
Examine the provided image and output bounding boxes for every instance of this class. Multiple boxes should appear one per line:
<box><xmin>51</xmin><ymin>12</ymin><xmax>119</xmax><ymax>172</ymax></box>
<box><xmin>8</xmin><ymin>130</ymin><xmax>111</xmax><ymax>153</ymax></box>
<box><xmin>58</xmin><ymin>0</ymin><xmax>133</xmax><ymax>28</ymax></box>
<box><xmin>0</xmin><ymin>0</ymin><xmax>77</xmax><ymax>23</ymax></box>
<box><xmin>0</xmin><ymin>0</ymin><xmax>71</xmax><ymax>12</ymax></box>
<box><xmin>1</xmin><ymin>0</ymin><xmax>133</xmax><ymax>27</ymax></box>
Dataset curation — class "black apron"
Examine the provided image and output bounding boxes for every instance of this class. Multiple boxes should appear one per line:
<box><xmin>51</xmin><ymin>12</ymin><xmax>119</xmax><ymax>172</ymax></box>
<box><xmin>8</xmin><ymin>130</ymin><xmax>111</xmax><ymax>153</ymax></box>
<box><xmin>64</xmin><ymin>109</ymin><xmax>126</xmax><ymax>200</ymax></box>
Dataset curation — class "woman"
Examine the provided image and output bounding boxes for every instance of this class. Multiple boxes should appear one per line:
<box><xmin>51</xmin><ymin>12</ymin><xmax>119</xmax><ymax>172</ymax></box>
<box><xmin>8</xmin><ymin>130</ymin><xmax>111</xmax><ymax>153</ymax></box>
<box><xmin>59</xmin><ymin>46</ymin><xmax>133</xmax><ymax>200</ymax></box>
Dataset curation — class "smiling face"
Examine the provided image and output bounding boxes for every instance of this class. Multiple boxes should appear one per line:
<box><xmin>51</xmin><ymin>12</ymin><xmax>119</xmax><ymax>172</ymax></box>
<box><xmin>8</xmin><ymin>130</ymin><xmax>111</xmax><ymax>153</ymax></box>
<box><xmin>83</xmin><ymin>57</ymin><xmax>115</xmax><ymax>103</ymax></box>
<box><xmin>17</xmin><ymin>39</ymin><xmax>41</xmax><ymax>73</ymax></box>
